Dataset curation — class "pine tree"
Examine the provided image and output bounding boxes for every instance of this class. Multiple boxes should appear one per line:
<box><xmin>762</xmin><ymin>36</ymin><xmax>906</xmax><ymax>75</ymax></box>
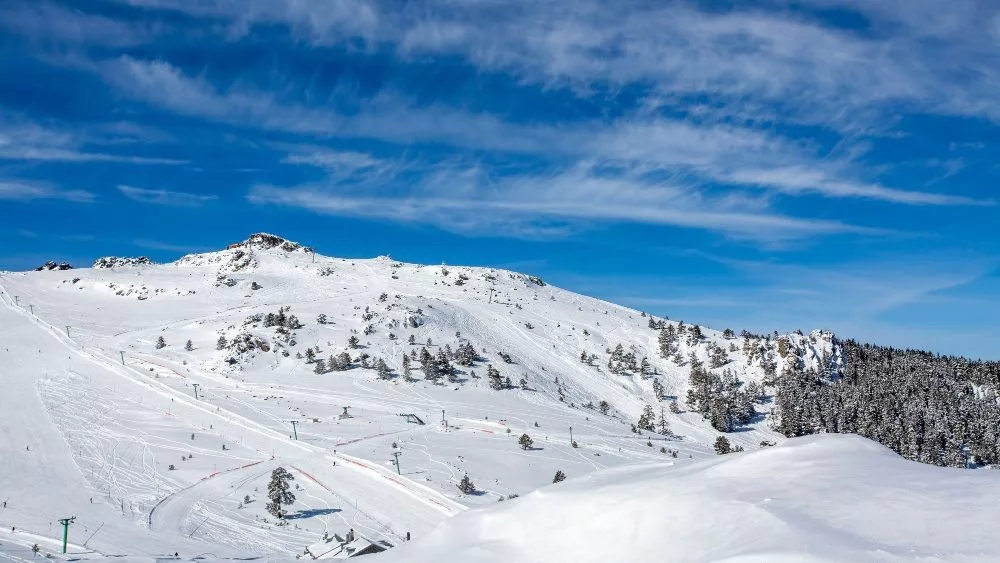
<box><xmin>216</xmin><ymin>335</ymin><xmax>227</xmax><ymax>350</ymax></box>
<box><xmin>155</xmin><ymin>336</ymin><xmax>166</xmax><ymax>349</ymax></box>
<box><xmin>185</xmin><ymin>339</ymin><xmax>193</xmax><ymax>351</ymax></box>
<box><xmin>457</xmin><ymin>474</ymin><xmax>476</xmax><ymax>494</ymax></box>
<box><xmin>487</xmin><ymin>364</ymin><xmax>504</xmax><ymax>390</ymax></box>
<box><xmin>518</xmin><ymin>433</ymin><xmax>534</xmax><ymax>450</ymax></box>
<box><xmin>599</xmin><ymin>400</ymin><xmax>610</xmax><ymax>415</ymax></box>
<box><xmin>657</xmin><ymin>407</ymin><xmax>671</xmax><ymax>436</ymax></box>
<box><xmin>552</xmin><ymin>470</ymin><xmax>566</xmax><ymax>483</ymax></box>
<box><xmin>435</xmin><ymin>348</ymin><xmax>452</xmax><ymax>381</ymax></box>
<box><xmin>376</xmin><ymin>358</ymin><xmax>391</xmax><ymax>380</ymax></box>
<box><xmin>402</xmin><ymin>354</ymin><xmax>411</xmax><ymax>379</ymax></box>
<box><xmin>305</xmin><ymin>348</ymin><xmax>316</xmax><ymax>363</ymax></box>
<box><xmin>637</xmin><ymin>404</ymin><xmax>655</xmax><ymax>432</ymax></box>
<box><xmin>316</xmin><ymin>313</ymin><xmax>327</xmax><ymax>325</ymax></box>
<box><xmin>347</xmin><ymin>335</ymin><xmax>360</xmax><ymax>349</ymax></box>
<box><xmin>408</xmin><ymin>334</ymin><xmax>416</xmax><ymax>345</ymax></box>
<box><xmin>266</xmin><ymin>467</ymin><xmax>296</xmax><ymax>519</ymax></box>
<box><xmin>337</xmin><ymin>352</ymin><xmax>352</xmax><ymax>369</ymax></box>
<box><xmin>652</xmin><ymin>378</ymin><xmax>664</xmax><ymax>400</ymax></box>
<box><xmin>313</xmin><ymin>359</ymin><xmax>326</xmax><ymax>374</ymax></box>
<box><xmin>669</xmin><ymin>399</ymin><xmax>681</xmax><ymax>414</ymax></box>
<box><xmin>714</xmin><ymin>436</ymin><xmax>732</xmax><ymax>455</ymax></box>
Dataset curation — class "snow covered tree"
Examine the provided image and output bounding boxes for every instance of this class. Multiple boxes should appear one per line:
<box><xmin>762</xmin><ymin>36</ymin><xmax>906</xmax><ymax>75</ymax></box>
<box><xmin>185</xmin><ymin>339</ymin><xmax>193</xmax><ymax>351</ymax></box>
<box><xmin>598</xmin><ymin>400</ymin><xmax>610</xmax><ymax>415</ymax></box>
<box><xmin>419</xmin><ymin>347</ymin><xmax>438</xmax><ymax>381</ymax></box>
<box><xmin>266</xmin><ymin>467</ymin><xmax>296</xmax><ymax>519</ymax></box>
<box><xmin>657</xmin><ymin>407</ymin><xmax>671</xmax><ymax>436</ymax></box>
<box><xmin>304</xmin><ymin>348</ymin><xmax>316</xmax><ymax>363</ymax></box>
<box><xmin>216</xmin><ymin>335</ymin><xmax>227</xmax><ymax>350</ymax></box>
<box><xmin>401</xmin><ymin>354</ymin><xmax>411</xmax><ymax>379</ymax></box>
<box><xmin>487</xmin><ymin>364</ymin><xmax>504</xmax><ymax>390</ymax></box>
<box><xmin>518</xmin><ymin>433</ymin><xmax>534</xmax><ymax>450</ymax></box>
<box><xmin>553</xmin><ymin>470</ymin><xmax>566</xmax><ymax>483</ymax></box>
<box><xmin>316</xmin><ymin>313</ymin><xmax>327</xmax><ymax>325</ymax></box>
<box><xmin>714</xmin><ymin>436</ymin><xmax>732</xmax><ymax>455</ymax></box>
<box><xmin>337</xmin><ymin>352</ymin><xmax>352</xmax><ymax>369</ymax></box>
<box><xmin>408</xmin><ymin>335</ymin><xmax>416</xmax><ymax>345</ymax></box>
<box><xmin>313</xmin><ymin>359</ymin><xmax>326</xmax><ymax>374</ymax></box>
<box><xmin>652</xmin><ymin>378</ymin><xmax>664</xmax><ymax>400</ymax></box>
<box><xmin>435</xmin><ymin>348</ymin><xmax>452</xmax><ymax>381</ymax></box>
<box><xmin>457</xmin><ymin>474</ymin><xmax>476</xmax><ymax>494</ymax></box>
<box><xmin>347</xmin><ymin>335</ymin><xmax>360</xmax><ymax>349</ymax></box>
<box><xmin>155</xmin><ymin>336</ymin><xmax>166</xmax><ymax>349</ymax></box>
<box><xmin>637</xmin><ymin>404</ymin><xmax>655</xmax><ymax>432</ymax></box>
<box><xmin>669</xmin><ymin>399</ymin><xmax>681</xmax><ymax>414</ymax></box>
<box><xmin>376</xmin><ymin>358</ymin><xmax>391</xmax><ymax>380</ymax></box>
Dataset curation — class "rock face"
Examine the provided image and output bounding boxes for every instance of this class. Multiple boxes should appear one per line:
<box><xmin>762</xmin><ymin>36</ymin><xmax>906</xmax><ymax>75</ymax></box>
<box><xmin>92</xmin><ymin>256</ymin><xmax>154</xmax><ymax>269</ymax></box>
<box><xmin>227</xmin><ymin>233</ymin><xmax>313</xmax><ymax>253</ymax></box>
<box><xmin>35</xmin><ymin>261</ymin><xmax>73</xmax><ymax>271</ymax></box>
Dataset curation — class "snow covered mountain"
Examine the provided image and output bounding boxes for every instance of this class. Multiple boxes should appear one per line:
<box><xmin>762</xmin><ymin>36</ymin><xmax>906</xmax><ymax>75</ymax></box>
<box><xmin>1</xmin><ymin>233</ymin><xmax>991</xmax><ymax>562</ymax></box>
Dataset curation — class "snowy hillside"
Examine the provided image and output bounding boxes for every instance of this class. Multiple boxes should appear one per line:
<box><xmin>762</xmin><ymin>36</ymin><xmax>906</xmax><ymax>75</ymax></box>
<box><xmin>386</xmin><ymin>435</ymin><xmax>1000</xmax><ymax>563</ymax></box>
<box><xmin>0</xmin><ymin>233</ymin><xmax>886</xmax><ymax>560</ymax></box>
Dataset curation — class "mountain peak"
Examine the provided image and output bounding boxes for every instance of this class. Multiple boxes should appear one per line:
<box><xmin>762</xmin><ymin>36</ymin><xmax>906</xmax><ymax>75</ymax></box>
<box><xmin>226</xmin><ymin>233</ymin><xmax>313</xmax><ymax>254</ymax></box>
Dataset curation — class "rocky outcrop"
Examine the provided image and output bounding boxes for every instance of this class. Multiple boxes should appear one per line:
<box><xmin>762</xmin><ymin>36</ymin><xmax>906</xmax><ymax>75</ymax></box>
<box><xmin>92</xmin><ymin>256</ymin><xmax>155</xmax><ymax>269</ymax></box>
<box><xmin>35</xmin><ymin>261</ymin><xmax>73</xmax><ymax>271</ymax></box>
<box><xmin>227</xmin><ymin>233</ymin><xmax>313</xmax><ymax>253</ymax></box>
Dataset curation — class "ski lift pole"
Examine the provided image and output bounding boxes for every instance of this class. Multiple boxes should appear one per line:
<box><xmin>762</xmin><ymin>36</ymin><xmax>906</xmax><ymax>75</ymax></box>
<box><xmin>290</xmin><ymin>420</ymin><xmax>299</xmax><ymax>440</ymax></box>
<box><xmin>392</xmin><ymin>451</ymin><xmax>401</xmax><ymax>475</ymax></box>
<box><xmin>58</xmin><ymin>517</ymin><xmax>75</xmax><ymax>554</ymax></box>
<box><xmin>191</xmin><ymin>383</ymin><xmax>200</xmax><ymax>400</ymax></box>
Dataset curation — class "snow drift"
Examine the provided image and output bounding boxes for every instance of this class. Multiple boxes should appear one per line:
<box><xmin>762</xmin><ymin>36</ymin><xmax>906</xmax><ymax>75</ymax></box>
<box><xmin>386</xmin><ymin>434</ymin><xmax>1000</xmax><ymax>563</ymax></box>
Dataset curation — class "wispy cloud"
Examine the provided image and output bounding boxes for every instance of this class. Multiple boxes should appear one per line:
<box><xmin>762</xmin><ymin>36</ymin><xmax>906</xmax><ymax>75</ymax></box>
<box><xmin>282</xmin><ymin>150</ymin><xmax>382</xmax><ymax>171</ymax></box>
<box><xmin>0</xmin><ymin>113</ymin><xmax>187</xmax><ymax>165</ymax></box>
<box><xmin>249</xmin><ymin>161</ymin><xmax>886</xmax><ymax>243</ymax></box>
<box><xmin>101</xmin><ymin>0</ymin><xmax>1000</xmax><ymax>128</ymax></box>
<box><xmin>102</xmin><ymin>57</ymin><xmax>987</xmax><ymax>211</ymax></box>
<box><xmin>132</xmin><ymin>238</ymin><xmax>210</xmax><ymax>253</ymax></box>
<box><xmin>0</xmin><ymin>181</ymin><xmax>95</xmax><ymax>202</ymax></box>
<box><xmin>117</xmin><ymin>185</ymin><xmax>218</xmax><ymax>206</ymax></box>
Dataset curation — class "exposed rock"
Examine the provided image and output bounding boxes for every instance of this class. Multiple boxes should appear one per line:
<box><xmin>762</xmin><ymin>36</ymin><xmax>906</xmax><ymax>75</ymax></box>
<box><xmin>35</xmin><ymin>261</ymin><xmax>73</xmax><ymax>271</ymax></box>
<box><xmin>93</xmin><ymin>256</ymin><xmax>154</xmax><ymax>269</ymax></box>
<box><xmin>227</xmin><ymin>233</ymin><xmax>313</xmax><ymax>253</ymax></box>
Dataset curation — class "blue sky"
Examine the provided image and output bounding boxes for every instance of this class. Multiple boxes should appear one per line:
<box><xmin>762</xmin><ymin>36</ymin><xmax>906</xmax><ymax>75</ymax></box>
<box><xmin>0</xmin><ymin>0</ymin><xmax>997</xmax><ymax>358</ymax></box>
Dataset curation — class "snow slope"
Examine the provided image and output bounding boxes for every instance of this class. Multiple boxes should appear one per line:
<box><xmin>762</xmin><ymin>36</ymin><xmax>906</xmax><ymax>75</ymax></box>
<box><xmin>386</xmin><ymin>435</ymin><xmax>1000</xmax><ymax>563</ymax></box>
<box><xmin>0</xmin><ymin>233</ymin><xmax>901</xmax><ymax>561</ymax></box>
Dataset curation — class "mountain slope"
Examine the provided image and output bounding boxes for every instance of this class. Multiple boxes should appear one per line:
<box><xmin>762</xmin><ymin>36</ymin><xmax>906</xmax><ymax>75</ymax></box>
<box><xmin>0</xmin><ymin>233</ymin><xmax>840</xmax><ymax>558</ymax></box>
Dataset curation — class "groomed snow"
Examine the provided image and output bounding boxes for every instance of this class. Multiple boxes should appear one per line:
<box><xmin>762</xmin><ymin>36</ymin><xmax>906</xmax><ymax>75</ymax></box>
<box><xmin>385</xmin><ymin>435</ymin><xmax>1000</xmax><ymax>563</ymax></box>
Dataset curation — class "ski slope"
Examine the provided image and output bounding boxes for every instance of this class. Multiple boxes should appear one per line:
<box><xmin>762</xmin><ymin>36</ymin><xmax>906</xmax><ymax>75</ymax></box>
<box><xmin>2</xmin><ymin>232</ymin><xmax>957</xmax><ymax>561</ymax></box>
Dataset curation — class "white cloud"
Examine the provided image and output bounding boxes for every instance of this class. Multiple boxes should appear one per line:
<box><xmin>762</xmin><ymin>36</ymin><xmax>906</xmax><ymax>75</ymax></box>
<box><xmin>248</xmin><ymin>161</ymin><xmax>885</xmax><ymax>243</ymax></box>
<box><xmin>0</xmin><ymin>113</ymin><xmax>187</xmax><ymax>165</ymax></box>
<box><xmin>0</xmin><ymin>181</ymin><xmax>95</xmax><ymax>202</ymax></box>
<box><xmin>132</xmin><ymin>238</ymin><xmax>209</xmax><ymax>253</ymax></box>
<box><xmin>103</xmin><ymin>0</ymin><xmax>1000</xmax><ymax>127</ymax></box>
<box><xmin>105</xmin><ymin>57</ymin><xmax>987</xmax><ymax>209</ymax></box>
<box><xmin>282</xmin><ymin>150</ymin><xmax>381</xmax><ymax>171</ymax></box>
<box><xmin>117</xmin><ymin>185</ymin><xmax>218</xmax><ymax>206</ymax></box>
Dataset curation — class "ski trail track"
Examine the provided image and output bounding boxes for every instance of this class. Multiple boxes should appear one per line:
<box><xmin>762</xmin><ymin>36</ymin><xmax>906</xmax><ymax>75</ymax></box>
<box><xmin>0</xmin><ymin>280</ymin><xmax>462</xmax><ymax>553</ymax></box>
